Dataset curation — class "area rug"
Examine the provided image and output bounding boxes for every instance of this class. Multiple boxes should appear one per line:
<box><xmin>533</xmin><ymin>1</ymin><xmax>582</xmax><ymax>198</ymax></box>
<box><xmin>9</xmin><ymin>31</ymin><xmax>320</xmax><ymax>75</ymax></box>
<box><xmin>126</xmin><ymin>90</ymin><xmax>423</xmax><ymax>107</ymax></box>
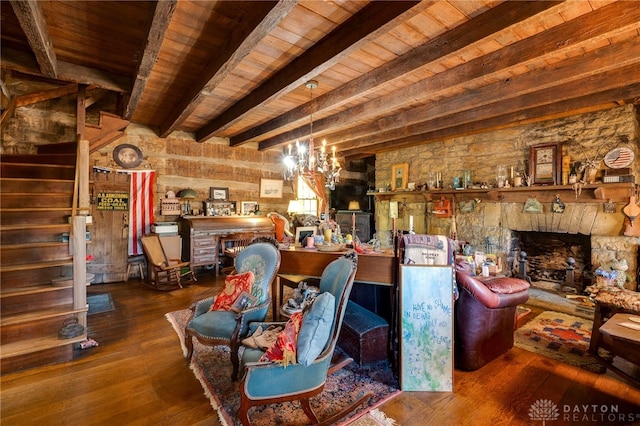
<box><xmin>87</xmin><ymin>293</ymin><xmax>115</xmax><ymax>315</ymax></box>
<box><xmin>514</xmin><ymin>311</ymin><xmax>607</xmax><ymax>373</ymax></box>
<box><xmin>166</xmin><ymin>309</ymin><xmax>400</xmax><ymax>426</ymax></box>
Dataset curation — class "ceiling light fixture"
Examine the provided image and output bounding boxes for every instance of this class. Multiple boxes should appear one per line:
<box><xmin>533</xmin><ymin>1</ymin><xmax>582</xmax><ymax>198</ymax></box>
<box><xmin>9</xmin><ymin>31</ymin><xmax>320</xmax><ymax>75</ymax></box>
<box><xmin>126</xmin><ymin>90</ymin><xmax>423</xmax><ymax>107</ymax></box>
<box><xmin>283</xmin><ymin>80</ymin><xmax>341</xmax><ymax>190</ymax></box>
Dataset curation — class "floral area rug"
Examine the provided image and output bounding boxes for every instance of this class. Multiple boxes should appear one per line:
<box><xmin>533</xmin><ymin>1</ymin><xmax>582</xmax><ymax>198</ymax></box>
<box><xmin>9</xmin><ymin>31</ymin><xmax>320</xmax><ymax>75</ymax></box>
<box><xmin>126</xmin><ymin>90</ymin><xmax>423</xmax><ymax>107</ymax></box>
<box><xmin>166</xmin><ymin>309</ymin><xmax>400</xmax><ymax>426</ymax></box>
<box><xmin>514</xmin><ymin>311</ymin><xmax>607</xmax><ymax>373</ymax></box>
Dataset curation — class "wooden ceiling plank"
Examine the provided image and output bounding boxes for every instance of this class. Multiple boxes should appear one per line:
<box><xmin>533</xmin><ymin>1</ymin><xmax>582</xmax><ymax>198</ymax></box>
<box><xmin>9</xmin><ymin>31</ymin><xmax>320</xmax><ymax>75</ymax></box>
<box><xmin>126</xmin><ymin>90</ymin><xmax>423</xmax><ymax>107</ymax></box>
<box><xmin>9</xmin><ymin>0</ymin><xmax>57</xmax><ymax>78</ymax></box>
<box><xmin>341</xmin><ymin>83</ymin><xmax>640</xmax><ymax>158</ymax></box>
<box><xmin>197</xmin><ymin>0</ymin><xmax>424</xmax><ymax>142</ymax></box>
<box><xmin>158</xmin><ymin>0</ymin><xmax>299</xmax><ymax>138</ymax></box>
<box><xmin>252</xmin><ymin>0</ymin><xmax>565</xmax><ymax>149</ymax></box>
<box><xmin>340</xmin><ymin>66</ymin><xmax>640</xmax><ymax>155</ymax></box>
<box><xmin>124</xmin><ymin>0</ymin><xmax>177</xmax><ymax>120</ymax></box>
<box><xmin>257</xmin><ymin>0</ymin><xmax>639</xmax><ymax>151</ymax></box>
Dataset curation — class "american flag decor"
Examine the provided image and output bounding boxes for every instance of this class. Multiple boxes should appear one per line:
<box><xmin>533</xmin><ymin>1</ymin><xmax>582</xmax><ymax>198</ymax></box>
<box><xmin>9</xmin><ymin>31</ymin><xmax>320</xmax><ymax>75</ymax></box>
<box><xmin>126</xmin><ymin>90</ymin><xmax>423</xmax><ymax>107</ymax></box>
<box><xmin>604</xmin><ymin>147</ymin><xmax>634</xmax><ymax>169</ymax></box>
<box><xmin>127</xmin><ymin>170</ymin><xmax>156</xmax><ymax>255</ymax></box>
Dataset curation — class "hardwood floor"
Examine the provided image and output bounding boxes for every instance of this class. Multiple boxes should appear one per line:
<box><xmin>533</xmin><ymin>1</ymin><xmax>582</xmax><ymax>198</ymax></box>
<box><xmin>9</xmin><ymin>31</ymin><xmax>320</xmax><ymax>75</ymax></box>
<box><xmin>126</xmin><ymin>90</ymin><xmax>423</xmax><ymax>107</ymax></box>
<box><xmin>2</xmin><ymin>272</ymin><xmax>639</xmax><ymax>425</ymax></box>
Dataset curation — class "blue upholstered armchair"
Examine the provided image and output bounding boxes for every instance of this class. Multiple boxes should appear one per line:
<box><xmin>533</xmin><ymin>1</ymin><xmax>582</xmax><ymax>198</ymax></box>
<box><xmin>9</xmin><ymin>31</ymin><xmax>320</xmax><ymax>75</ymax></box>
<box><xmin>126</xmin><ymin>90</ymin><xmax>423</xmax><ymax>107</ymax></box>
<box><xmin>184</xmin><ymin>239</ymin><xmax>281</xmax><ymax>381</ymax></box>
<box><xmin>237</xmin><ymin>252</ymin><xmax>366</xmax><ymax>426</ymax></box>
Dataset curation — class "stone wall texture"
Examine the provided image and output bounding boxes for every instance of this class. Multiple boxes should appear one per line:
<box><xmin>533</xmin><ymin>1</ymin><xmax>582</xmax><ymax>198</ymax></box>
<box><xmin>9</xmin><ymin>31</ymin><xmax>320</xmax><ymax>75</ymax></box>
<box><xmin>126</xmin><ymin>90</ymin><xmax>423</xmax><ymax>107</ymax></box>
<box><xmin>375</xmin><ymin>105</ymin><xmax>639</xmax><ymax>290</ymax></box>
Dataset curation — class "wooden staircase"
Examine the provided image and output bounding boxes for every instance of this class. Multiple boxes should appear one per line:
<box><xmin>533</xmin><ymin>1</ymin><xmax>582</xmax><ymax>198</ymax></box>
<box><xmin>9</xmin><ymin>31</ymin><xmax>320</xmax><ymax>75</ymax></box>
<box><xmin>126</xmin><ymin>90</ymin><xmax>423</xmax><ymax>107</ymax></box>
<box><xmin>1</xmin><ymin>154</ymin><xmax>89</xmax><ymax>373</ymax></box>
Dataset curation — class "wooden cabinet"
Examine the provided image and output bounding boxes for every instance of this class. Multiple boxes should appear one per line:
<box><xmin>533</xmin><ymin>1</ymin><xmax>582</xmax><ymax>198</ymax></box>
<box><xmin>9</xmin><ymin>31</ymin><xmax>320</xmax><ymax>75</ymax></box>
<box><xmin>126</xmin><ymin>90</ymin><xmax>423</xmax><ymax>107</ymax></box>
<box><xmin>335</xmin><ymin>211</ymin><xmax>371</xmax><ymax>243</ymax></box>
<box><xmin>179</xmin><ymin>216</ymin><xmax>274</xmax><ymax>274</ymax></box>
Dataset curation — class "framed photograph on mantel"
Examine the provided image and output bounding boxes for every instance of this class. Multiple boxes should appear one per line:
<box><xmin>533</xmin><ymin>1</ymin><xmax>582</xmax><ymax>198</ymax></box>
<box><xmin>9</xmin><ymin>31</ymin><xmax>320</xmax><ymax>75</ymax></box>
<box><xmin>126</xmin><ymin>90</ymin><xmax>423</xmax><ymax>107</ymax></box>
<box><xmin>391</xmin><ymin>163</ymin><xmax>409</xmax><ymax>191</ymax></box>
<box><xmin>529</xmin><ymin>143</ymin><xmax>562</xmax><ymax>185</ymax></box>
<box><xmin>210</xmin><ymin>187</ymin><xmax>229</xmax><ymax>201</ymax></box>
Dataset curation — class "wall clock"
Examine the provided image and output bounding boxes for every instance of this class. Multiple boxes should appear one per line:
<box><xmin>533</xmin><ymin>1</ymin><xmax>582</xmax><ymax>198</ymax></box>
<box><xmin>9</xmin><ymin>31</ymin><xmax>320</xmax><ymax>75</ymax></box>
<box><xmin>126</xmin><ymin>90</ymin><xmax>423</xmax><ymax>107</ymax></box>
<box><xmin>113</xmin><ymin>144</ymin><xmax>143</xmax><ymax>169</ymax></box>
<box><xmin>603</xmin><ymin>147</ymin><xmax>634</xmax><ymax>169</ymax></box>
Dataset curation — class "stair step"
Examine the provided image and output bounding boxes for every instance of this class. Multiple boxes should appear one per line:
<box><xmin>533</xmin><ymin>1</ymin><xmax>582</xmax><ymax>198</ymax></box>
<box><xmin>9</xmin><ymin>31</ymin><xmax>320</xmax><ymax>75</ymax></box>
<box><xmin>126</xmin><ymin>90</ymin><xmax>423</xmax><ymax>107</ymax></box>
<box><xmin>0</xmin><ymin>162</ymin><xmax>76</xmax><ymax>179</ymax></box>
<box><xmin>0</xmin><ymin>332</ymin><xmax>87</xmax><ymax>359</ymax></box>
<box><xmin>1</xmin><ymin>224</ymin><xmax>72</xmax><ymax>245</ymax></box>
<box><xmin>1</xmin><ymin>306</ymin><xmax>88</xmax><ymax>327</ymax></box>
<box><xmin>0</xmin><ymin>208</ymin><xmax>72</xmax><ymax>226</ymax></box>
<box><xmin>1</xmin><ymin>242</ymin><xmax>74</xmax><ymax>264</ymax></box>
<box><xmin>0</xmin><ymin>259</ymin><xmax>74</xmax><ymax>273</ymax></box>
<box><xmin>1</xmin><ymin>193</ymin><xmax>74</xmax><ymax>208</ymax></box>
<box><xmin>0</xmin><ymin>154</ymin><xmax>77</xmax><ymax>166</ymax></box>
<box><xmin>0</xmin><ymin>178</ymin><xmax>74</xmax><ymax>193</ymax></box>
<box><xmin>1</xmin><ymin>283</ymin><xmax>73</xmax><ymax>298</ymax></box>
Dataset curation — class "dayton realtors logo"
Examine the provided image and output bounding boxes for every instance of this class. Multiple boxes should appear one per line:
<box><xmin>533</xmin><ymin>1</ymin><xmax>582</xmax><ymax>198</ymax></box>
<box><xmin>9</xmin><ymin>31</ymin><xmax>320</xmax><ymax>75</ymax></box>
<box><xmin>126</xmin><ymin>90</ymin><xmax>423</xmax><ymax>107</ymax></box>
<box><xmin>529</xmin><ymin>399</ymin><xmax>640</xmax><ymax>424</ymax></box>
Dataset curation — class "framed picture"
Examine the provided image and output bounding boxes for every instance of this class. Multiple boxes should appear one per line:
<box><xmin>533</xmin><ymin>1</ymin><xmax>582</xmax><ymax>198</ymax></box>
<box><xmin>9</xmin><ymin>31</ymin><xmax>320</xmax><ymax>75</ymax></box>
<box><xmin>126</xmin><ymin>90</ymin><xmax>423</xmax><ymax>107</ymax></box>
<box><xmin>210</xmin><ymin>187</ymin><xmax>229</xmax><ymax>201</ymax></box>
<box><xmin>113</xmin><ymin>144</ymin><xmax>143</xmax><ymax>169</ymax></box>
<box><xmin>231</xmin><ymin>291</ymin><xmax>257</xmax><ymax>313</ymax></box>
<box><xmin>529</xmin><ymin>143</ymin><xmax>562</xmax><ymax>185</ymax></box>
<box><xmin>240</xmin><ymin>201</ymin><xmax>258</xmax><ymax>215</ymax></box>
<box><xmin>260</xmin><ymin>179</ymin><xmax>283</xmax><ymax>198</ymax></box>
<box><xmin>391</xmin><ymin>163</ymin><xmax>409</xmax><ymax>191</ymax></box>
<box><xmin>208</xmin><ymin>201</ymin><xmax>236</xmax><ymax>216</ymax></box>
<box><xmin>294</xmin><ymin>226</ymin><xmax>317</xmax><ymax>247</ymax></box>
<box><xmin>399</xmin><ymin>264</ymin><xmax>454</xmax><ymax>391</ymax></box>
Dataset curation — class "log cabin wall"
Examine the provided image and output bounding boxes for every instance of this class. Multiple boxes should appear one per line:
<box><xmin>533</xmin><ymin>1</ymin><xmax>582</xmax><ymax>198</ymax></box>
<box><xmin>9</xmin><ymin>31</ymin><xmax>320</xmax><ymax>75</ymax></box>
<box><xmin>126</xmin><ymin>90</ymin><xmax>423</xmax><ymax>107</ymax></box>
<box><xmin>374</xmin><ymin>104</ymin><xmax>640</xmax><ymax>290</ymax></box>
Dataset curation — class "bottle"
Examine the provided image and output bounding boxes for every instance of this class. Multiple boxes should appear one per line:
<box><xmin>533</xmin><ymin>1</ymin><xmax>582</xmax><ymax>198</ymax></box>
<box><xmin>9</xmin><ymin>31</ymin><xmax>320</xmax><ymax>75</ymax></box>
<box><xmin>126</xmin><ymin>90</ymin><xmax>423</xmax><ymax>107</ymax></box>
<box><xmin>482</xmin><ymin>262</ymin><xmax>490</xmax><ymax>277</ymax></box>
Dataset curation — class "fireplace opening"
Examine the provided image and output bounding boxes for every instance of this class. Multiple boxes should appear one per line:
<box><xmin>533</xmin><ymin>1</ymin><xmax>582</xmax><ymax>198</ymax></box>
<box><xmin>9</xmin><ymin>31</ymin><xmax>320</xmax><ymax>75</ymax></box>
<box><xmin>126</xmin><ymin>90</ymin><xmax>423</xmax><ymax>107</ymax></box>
<box><xmin>515</xmin><ymin>231</ymin><xmax>592</xmax><ymax>293</ymax></box>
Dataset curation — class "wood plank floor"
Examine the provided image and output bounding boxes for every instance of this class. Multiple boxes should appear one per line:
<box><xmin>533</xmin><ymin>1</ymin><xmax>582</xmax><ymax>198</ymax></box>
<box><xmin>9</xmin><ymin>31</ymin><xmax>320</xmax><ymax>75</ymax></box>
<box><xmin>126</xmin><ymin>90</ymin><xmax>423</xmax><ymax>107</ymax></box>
<box><xmin>2</xmin><ymin>272</ymin><xmax>639</xmax><ymax>425</ymax></box>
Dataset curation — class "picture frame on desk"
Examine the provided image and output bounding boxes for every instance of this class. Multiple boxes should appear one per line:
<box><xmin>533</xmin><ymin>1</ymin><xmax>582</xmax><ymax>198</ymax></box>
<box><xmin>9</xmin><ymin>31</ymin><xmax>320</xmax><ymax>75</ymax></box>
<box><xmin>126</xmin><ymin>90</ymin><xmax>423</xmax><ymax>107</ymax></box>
<box><xmin>529</xmin><ymin>143</ymin><xmax>562</xmax><ymax>185</ymax></box>
<box><xmin>210</xmin><ymin>187</ymin><xmax>229</xmax><ymax>201</ymax></box>
<box><xmin>294</xmin><ymin>226</ymin><xmax>317</xmax><ymax>247</ymax></box>
<box><xmin>240</xmin><ymin>201</ymin><xmax>258</xmax><ymax>215</ymax></box>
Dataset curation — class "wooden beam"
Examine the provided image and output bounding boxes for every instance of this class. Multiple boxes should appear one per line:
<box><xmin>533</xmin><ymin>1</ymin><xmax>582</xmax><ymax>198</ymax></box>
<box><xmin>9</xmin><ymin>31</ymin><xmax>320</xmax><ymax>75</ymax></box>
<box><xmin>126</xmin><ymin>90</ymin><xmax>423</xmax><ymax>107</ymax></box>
<box><xmin>196</xmin><ymin>0</ymin><xmax>424</xmax><ymax>142</ymax></box>
<box><xmin>235</xmin><ymin>0</ymin><xmax>562</xmax><ymax>146</ymax></box>
<box><xmin>15</xmin><ymin>83</ymin><xmax>78</xmax><ymax>107</ymax></box>
<box><xmin>158</xmin><ymin>0</ymin><xmax>298</xmax><ymax>138</ymax></box>
<box><xmin>340</xmin><ymin>77</ymin><xmax>640</xmax><ymax>158</ymax></box>
<box><xmin>322</xmin><ymin>39</ymin><xmax>640</xmax><ymax>147</ymax></box>
<box><xmin>76</xmin><ymin>85</ymin><xmax>86</xmax><ymax>141</ymax></box>
<box><xmin>1</xmin><ymin>47</ymin><xmax>131</xmax><ymax>93</ymax></box>
<box><xmin>124</xmin><ymin>0</ymin><xmax>177</xmax><ymax>120</ymax></box>
<box><xmin>9</xmin><ymin>0</ymin><xmax>57</xmax><ymax>78</ymax></box>
<box><xmin>258</xmin><ymin>0</ymin><xmax>640</xmax><ymax>150</ymax></box>
<box><xmin>0</xmin><ymin>97</ymin><xmax>17</xmax><ymax>132</ymax></box>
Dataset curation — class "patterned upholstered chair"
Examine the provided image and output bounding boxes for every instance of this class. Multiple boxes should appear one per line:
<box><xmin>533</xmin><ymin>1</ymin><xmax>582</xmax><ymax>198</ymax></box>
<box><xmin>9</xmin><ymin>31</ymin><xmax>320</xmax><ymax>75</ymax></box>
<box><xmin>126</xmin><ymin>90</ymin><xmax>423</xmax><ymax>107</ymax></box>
<box><xmin>184</xmin><ymin>239</ymin><xmax>280</xmax><ymax>380</ymax></box>
<box><xmin>237</xmin><ymin>253</ymin><xmax>366</xmax><ymax>426</ymax></box>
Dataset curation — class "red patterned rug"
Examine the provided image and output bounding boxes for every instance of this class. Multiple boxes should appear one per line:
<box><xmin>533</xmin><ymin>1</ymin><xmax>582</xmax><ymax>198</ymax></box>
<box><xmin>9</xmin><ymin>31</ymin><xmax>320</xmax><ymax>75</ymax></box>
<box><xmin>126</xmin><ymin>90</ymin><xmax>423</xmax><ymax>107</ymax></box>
<box><xmin>166</xmin><ymin>309</ymin><xmax>400</xmax><ymax>426</ymax></box>
<box><xmin>514</xmin><ymin>311</ymin><xmax>608</xmax><ymax>373</ymax></box>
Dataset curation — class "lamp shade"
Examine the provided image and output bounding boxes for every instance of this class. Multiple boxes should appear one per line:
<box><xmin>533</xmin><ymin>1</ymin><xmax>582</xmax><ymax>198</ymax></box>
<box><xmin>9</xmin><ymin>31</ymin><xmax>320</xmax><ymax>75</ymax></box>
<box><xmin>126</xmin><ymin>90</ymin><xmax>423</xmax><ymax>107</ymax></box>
<box><xmin>179</xmin><ymin>188</ymin><xmax>197</xmax><ymax>199</ymax></box>
<box><xmin>287</xmin><ymin>200</ymin><xmax>302</xmax><ymax>214</ymax></box>
<box><xmin>348</xmin><ymin>200</ymin><xmax>361</xmax><ymax>210</ymax></box>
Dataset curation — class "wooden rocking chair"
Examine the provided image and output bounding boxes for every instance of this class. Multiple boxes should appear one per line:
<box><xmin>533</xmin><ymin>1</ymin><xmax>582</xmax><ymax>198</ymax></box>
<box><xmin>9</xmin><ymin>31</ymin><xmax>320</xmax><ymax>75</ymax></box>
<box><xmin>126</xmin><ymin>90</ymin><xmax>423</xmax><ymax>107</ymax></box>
<box><xmin>140</xmin><ymin>234</ymin><xmax>195</xmax><ymax>290</ymax></box>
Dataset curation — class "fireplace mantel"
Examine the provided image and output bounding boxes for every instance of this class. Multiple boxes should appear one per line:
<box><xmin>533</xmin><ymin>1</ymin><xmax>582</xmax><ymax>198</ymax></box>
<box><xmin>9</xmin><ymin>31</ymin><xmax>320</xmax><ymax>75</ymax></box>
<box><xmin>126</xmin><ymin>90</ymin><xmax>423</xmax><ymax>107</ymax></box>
<box><xmin>369</xmin><ymin>182</ymin><xmax>636</xmax><ymax>204</ymax></box>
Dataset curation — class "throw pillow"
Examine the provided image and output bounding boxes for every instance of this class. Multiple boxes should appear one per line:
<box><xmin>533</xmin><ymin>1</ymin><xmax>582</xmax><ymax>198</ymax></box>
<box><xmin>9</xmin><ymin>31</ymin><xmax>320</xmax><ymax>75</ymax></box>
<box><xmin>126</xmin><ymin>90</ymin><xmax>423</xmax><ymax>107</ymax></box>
<box><xmin>296</xmin><ymin>292</ymin><xmax>335</xmax><ymax>366</ymax></box>
<box><xmin>210</xmin><ymin>271</ymin><xmax>255</xmax><ymax>311</ymax></box>
<box><xmin>260</xmin><ymin>311</ymin><xmax>303</xmax><ymax>367</ymax></box>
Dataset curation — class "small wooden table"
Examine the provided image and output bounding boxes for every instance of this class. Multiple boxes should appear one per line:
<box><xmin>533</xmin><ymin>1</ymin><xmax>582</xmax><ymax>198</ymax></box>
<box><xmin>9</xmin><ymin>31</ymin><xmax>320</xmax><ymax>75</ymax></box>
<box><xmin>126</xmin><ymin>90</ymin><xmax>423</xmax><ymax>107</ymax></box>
<box><xmin>591</xmin><ymin>313</ymin><xmax>640</xmax><ymax>386</ymax></box>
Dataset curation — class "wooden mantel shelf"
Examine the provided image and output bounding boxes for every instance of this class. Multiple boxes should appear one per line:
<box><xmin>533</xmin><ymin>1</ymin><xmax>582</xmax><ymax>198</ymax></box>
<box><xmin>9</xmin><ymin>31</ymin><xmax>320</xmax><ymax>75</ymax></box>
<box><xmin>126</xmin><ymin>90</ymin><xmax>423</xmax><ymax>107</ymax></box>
<box><xmin>368</xmin><ymin>183</ymin><xmax>637</xmax><ymax>204</ymax></box>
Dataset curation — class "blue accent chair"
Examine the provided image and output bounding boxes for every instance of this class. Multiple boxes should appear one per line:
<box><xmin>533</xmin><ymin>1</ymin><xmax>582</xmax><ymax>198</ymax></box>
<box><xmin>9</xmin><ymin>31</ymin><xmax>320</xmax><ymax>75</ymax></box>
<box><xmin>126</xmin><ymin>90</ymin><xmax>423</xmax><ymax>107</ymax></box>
<box><xmin>184</xmin><ymin>239</ymin><xmax>281</xmax><ymax>381</ymax></box>
<box><xmin>237</xmin><ymin>252</ymin><xmax>367</xmax><ymax>426</ymax></box>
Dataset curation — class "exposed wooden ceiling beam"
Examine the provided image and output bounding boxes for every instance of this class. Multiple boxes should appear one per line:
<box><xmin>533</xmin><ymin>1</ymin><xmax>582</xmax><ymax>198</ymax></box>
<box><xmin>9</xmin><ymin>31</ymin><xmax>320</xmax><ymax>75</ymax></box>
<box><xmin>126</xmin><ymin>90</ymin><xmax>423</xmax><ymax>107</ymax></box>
<box><xmin>158</xmin><ymin>0</ymin><xmax>298</xmax><ymax>138</ymax></box>
<box><xmin>258</xmin><ymin>0</ymin><xmax>640</xmax><ymax>151</ymax></box>
<box><xmin>236</xmin><ymin>0</ymin><xmax>562</xmax><ymax>146</ymax></box>
<box><xmin>340</xmin><ymin>71</ymin><xmax>640</xmax><ymax>158</ymax></box>
<box><xmin>197</xmin><ymin>0</ymin><xmax>424</xmax><ymax>142</ymax></box>
<box><xmin>9</xmin><ymin>0</ymin><xmax>57</xmax><ymax>78</ymax></box>
<box><xmin>15</xmin><ymin>83</ymin><xmax>78</xmax><ymax>107</ymax></box>
<box><xmin>124</xmin><ymin>0</ymin><xmax>177</xmax><ymax>120</ymax></box>
<box><xmin>322</xmin><ymin>40</ymin><xmax>640</xmax><ymax>147</ymax></box>
<box><xmin>1</xmin><ymin>47</ymin><xmax>131</xmax><ymax>93</ymax></box>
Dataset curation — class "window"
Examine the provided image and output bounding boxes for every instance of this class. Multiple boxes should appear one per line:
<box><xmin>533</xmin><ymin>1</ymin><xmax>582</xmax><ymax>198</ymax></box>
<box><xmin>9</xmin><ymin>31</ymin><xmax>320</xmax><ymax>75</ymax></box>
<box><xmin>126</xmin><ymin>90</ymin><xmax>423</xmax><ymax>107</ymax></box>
<box><xmin>297</xmin><ymin>176</ymin><xmax>318</xmax><ymax>216</ymax></box>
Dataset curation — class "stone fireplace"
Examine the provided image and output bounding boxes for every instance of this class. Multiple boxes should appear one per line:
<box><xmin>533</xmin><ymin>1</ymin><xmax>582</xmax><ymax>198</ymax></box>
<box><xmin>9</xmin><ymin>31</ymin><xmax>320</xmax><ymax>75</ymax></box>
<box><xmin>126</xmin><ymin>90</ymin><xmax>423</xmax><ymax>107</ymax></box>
<box><xmin>432</xmin><ymin>193</ymin><xmax>639</xmax><ymax>293</ymax></box>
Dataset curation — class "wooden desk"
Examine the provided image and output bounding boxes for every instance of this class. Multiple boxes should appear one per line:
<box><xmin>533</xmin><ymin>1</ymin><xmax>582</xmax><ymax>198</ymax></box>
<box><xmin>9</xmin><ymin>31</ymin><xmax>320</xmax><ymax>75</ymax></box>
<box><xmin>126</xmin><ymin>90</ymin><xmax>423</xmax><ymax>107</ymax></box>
<box><xmin>273</xmin><ymin>247</ymin><xmax>396</xmax><ymax>319</ymax></box>
<box><xmin>591</xmin><ymin>313</ymin><xmax>640</xmax><ymax>386</ymax></box>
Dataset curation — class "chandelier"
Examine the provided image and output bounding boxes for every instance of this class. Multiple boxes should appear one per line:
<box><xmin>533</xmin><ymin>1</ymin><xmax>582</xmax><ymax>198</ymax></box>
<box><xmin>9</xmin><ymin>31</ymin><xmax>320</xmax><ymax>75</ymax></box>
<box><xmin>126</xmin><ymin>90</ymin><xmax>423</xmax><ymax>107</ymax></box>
<box><xmin>283</xmin><ymin>80</ymin><xmax>341</xmax><ymax>190</ymax></box>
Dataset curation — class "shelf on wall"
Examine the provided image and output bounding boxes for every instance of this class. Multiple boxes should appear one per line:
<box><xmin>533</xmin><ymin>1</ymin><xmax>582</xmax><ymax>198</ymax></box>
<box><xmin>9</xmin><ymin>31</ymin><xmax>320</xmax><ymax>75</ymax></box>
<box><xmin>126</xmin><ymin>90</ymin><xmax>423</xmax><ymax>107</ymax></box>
<box><xmin>367</xmin><ymin>182</ymin><xmax>637</xmax><ymax>204</ymax></box>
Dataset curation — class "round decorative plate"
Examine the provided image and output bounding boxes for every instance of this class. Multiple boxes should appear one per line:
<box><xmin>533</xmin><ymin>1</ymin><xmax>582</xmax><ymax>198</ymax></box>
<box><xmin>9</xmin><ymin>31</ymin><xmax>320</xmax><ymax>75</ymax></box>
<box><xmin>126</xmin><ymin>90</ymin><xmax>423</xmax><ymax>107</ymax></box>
<box><xmin>113</xmin><ymin>144</ymin><xmax>143</xmax><ymax>168</ymax></box>
<box><xmin>603</xmin><ymin>146</ymin><xmax>634</xmax><ymax>169</ymax></box>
